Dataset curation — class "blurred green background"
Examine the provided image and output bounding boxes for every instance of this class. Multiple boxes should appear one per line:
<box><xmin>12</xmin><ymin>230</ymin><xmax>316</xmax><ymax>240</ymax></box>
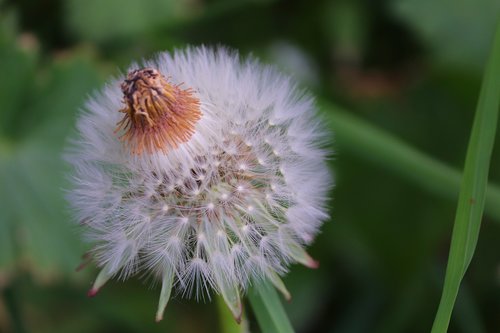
<box><xmin>1</xmin><ymin>0</ymin><xmax>500</xmax><ymax>332</ymax></box>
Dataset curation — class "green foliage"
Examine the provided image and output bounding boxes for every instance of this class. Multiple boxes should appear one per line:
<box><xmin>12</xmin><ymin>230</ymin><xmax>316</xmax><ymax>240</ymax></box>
<box><xmin>1</xmin><ymin>0</ymin><xmax>500</xmax><ymax>332</ymax></box>
<box><xmin>0</xmin><ymin>23</ymin><xmax>100</xmax><ymax>280</ymax></box>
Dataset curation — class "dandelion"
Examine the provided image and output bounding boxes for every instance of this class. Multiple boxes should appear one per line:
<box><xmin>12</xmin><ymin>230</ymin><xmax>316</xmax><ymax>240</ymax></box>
<box><xmin>67</xmin><ymin>47</ymin><xmax>332</xmax><ymax>322</ymax></box>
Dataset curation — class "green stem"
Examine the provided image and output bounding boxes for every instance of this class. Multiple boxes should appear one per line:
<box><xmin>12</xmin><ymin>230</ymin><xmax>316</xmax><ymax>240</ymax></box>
<box><xmin>317</xmin><ymin>100</ymin><xmax>500</xmax><ymax>221</ymax></box>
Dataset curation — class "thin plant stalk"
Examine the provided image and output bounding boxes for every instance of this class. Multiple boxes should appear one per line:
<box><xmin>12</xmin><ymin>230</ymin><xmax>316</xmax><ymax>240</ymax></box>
<box><xmin>318</xmin><ymin>101</ymin><xmax>500</xmax><ymax>221</ymax></box>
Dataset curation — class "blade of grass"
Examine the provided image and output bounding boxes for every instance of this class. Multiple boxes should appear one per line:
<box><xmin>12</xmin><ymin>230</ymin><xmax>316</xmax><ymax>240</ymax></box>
<box><xmin>248</xmin><ymin>281</ymin><xmax>294</xmax><ymax>333</ymax></box>
<box><xmin>431</xmin><ymin>20</ymin><xmax>500</xmax><ymax>333</ymax></box>
<box><xmin>317</xmin><ymin>101</ymin><xmax>500</xmax><ymax>221</ymax></box>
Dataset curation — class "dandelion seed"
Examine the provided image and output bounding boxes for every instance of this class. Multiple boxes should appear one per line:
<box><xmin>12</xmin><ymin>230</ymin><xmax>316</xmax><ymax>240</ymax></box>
<box><xmin>67</xmin><ymin>46</ymin><xmax>332</xmax><ymax>323</ymax></box>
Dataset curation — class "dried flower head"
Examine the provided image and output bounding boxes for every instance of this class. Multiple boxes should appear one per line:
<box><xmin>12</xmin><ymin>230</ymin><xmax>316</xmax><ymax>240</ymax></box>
<box><xmin>67</xmin><ymin>47</ymin><xmax>332</xmax><ymax>322</ymax></box>
<box><xmin>117</xmin><ymin>68</ymin><xmax>201</xmax><ymax>154</ymax></box>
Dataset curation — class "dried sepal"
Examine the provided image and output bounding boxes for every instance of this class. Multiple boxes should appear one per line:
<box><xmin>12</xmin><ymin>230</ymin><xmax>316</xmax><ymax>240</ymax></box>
<box><xmin>87</xmin><ymin>267</ymin><xmax>113</xmax><ymax>297</ymax></box>
<box><xmin>156</xmin><ymin>268</ymin><xmax>175</xmax><ymax>322</ymax></box>
<box><xmin>116</xmin><ymin>68</ymin><xmax>202</xmax><ymax>154</ymax></box>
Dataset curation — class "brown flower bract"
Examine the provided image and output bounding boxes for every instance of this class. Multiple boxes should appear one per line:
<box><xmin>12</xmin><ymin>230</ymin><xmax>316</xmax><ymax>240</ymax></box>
<box><xmin>117</xmin><ymin>68</ymin><xmax>201</xmax><ymax>154</ymax></box>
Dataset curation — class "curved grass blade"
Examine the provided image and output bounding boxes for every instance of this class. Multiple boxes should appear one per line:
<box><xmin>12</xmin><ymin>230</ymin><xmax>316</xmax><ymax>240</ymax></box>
<box><xmin>431</xmin><ymin>20</ymin><xmax>500</xmax><ymax>333</ymax></box>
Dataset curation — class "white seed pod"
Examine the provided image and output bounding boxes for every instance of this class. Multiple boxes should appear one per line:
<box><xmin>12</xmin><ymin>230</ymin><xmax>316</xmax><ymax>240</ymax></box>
<box><xmin>66</xmin><ymin>46</ymin><xmax>332</xmax><ymax>322</ymax></box>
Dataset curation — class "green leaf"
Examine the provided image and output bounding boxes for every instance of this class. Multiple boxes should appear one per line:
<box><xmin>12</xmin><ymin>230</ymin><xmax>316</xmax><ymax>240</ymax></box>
<box><xmin>248</xmin><ymin>280</ymin><xmax>295</xmax><ymax>333</ymax></box>
<box><xmin>431</xmin><ymin>20</ymin><xmax>500</xmax><ymax>332</ymax></box>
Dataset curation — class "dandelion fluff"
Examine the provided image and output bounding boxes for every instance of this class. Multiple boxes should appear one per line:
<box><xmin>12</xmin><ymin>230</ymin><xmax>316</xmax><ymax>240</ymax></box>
<box><xmin>66</xmin><ymin>46</ymin><xmax>332</xmax><ymax>322</ymax></box>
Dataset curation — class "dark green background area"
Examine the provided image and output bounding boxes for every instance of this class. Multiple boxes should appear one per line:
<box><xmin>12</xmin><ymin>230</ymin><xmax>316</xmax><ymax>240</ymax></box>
<box><xmin>0</xmin><ymin>0</ymin><xmax>499</xmax><ymax>332</ymax></box>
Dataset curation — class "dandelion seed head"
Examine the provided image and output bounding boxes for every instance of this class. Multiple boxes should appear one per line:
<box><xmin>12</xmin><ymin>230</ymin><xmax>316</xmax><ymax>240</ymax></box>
<box><xmin>67</xmin><ymin>46</ymin><xmax>332</xmax><ymax>321</ymax></box>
